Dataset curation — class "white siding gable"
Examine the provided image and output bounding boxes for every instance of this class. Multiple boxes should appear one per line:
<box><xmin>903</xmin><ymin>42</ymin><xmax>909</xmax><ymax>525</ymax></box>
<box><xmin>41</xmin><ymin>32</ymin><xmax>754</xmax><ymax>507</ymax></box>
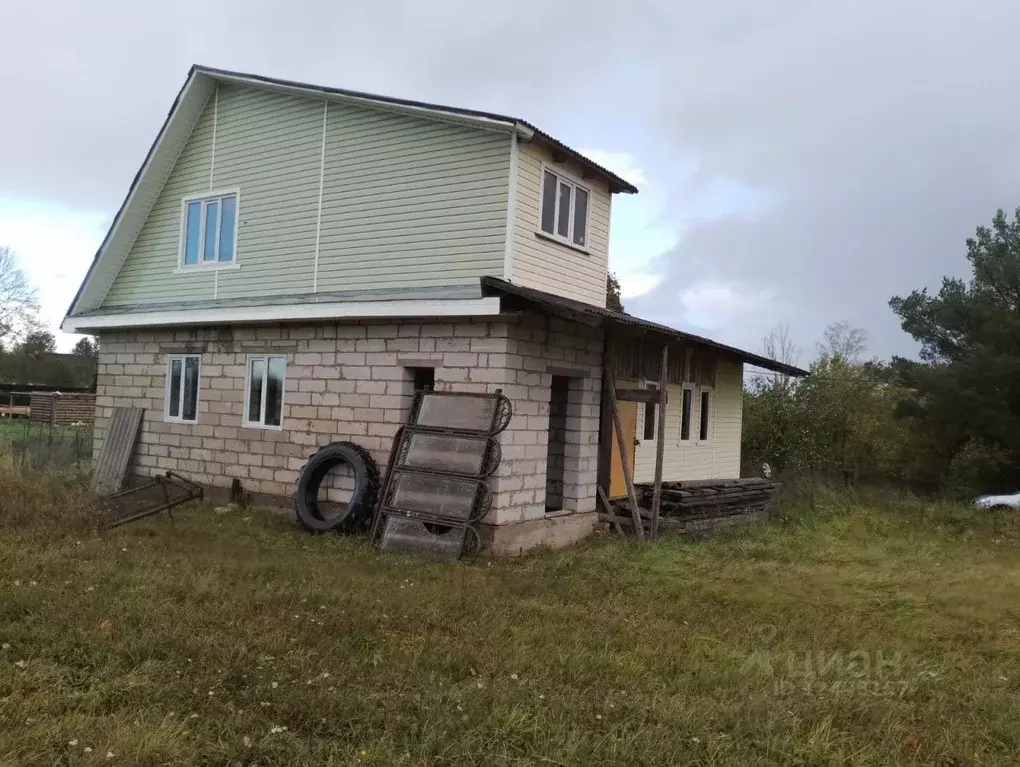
<box><xmin>510</xmin><ymin>140</ymin><xmax>612</xmax><ymax>307</ymax></box>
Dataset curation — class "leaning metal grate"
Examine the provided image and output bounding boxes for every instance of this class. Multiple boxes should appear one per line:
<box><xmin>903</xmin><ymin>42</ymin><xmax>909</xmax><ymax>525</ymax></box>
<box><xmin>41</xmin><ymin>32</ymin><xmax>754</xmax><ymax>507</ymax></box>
<box><xmin>408</xmin><ymin>391</ymin><xmax>513</xmax><ymax>435</ymax></box>
<box><xmin>398</xmin><ymin>432</ymin><xmax>501</xmax><ymax>477</ymax></box>
<box><xmin>377</xmin><ymin>514</ymin><xmax>480</xmax><ymax>562</ymax></box>
<box><xmin>385</xmin><ymin>470</ymin><xmax>492</xmax><ymax>523</ymax></box>
<box><xmin>371</xmin><ymin>389</ymin><xmax>512</xmax><ymax>560</ymax></box>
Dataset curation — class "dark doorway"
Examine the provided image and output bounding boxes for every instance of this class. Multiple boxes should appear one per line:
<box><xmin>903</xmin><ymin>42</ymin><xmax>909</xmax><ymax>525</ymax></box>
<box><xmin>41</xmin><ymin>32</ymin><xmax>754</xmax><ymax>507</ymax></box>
<box><xmin>546</xmin><ymin>375</ymin><xmax>570</xmax><ymax>512</ymax></box>
<box><xmin>411</xmin><ymin>367</ymin><xmax>435</xmax><ymax>392</ymax></box>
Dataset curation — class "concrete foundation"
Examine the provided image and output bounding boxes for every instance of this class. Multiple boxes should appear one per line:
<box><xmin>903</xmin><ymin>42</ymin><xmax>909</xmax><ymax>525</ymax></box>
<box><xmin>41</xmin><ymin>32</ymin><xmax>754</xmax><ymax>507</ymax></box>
<box><xmin>481</xmin><ymin>511</ymin><xmax>600</xmax><ymax>556</ymax></box>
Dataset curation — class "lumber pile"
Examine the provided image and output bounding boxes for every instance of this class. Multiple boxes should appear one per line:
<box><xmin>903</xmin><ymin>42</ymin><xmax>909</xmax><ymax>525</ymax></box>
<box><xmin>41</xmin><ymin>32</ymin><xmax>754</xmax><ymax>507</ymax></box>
<box><xmin>636</xmin><ymin>478</ymin><xmax>780</xmax><ymax>531</ymax></box>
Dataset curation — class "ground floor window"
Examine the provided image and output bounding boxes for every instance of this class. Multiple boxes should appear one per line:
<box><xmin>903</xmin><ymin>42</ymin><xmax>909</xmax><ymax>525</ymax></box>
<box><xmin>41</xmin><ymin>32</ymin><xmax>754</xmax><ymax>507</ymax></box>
<box><xmin>697</xmin><ymin>388</ymin><xmax>713</xmax><ymax>444</ymax></box>
<box><xmin>244</xmin><ymin>355</ymin><xmax>286</xmax><ymax>429</ymax></box>
<box><xmin>165</xmin><ymin>355</ymin><xmax>201</xmax><ymax>423</ymax></box>
<box><xmin>643</xmin><ymin>382</ymin><xmax>658</xmax><ymax>440</ymax></box>
<box><xmin>679</xmin><ymin>386</ymin><xmax>694</xmax><ymax>442</ymax></box>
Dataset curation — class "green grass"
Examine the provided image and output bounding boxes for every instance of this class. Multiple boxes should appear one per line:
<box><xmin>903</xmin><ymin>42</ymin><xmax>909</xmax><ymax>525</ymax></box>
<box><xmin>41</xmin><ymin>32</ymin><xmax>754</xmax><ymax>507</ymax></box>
<box><xmin>2</xmin><ymin>476</ymin><xmax>1020</xmax><ymax>765</ymax></box>
<box><xmin>0</xmin><ymin>418</ymin><xmax>92</xmax><ymax>469</ymax></box>
<box><xmin>0</xmin><ymin>418</ymin><xmax>87</xmax><ymax>440</ymax></box>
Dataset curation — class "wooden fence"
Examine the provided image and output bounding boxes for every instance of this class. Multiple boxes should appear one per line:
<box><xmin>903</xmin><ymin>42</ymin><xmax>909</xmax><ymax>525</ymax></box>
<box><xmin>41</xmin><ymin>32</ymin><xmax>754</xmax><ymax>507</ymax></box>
<box><xmin>0</xmin><ymin>391</ymin><xmax>31</xmax><ymax>418</ymax></box>
<box><xmin>28</xmin><ymin>392</ymin><xmax>97</xmax><ymax>426</ymax></box>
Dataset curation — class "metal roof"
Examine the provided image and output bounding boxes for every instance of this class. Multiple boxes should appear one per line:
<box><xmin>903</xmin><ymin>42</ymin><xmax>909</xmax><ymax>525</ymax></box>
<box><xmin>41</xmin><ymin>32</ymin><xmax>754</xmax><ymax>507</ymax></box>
<box><xmin>480</xmin><ymin>277</ymin><xmax>809</xmax><ymax>377</ymax></box>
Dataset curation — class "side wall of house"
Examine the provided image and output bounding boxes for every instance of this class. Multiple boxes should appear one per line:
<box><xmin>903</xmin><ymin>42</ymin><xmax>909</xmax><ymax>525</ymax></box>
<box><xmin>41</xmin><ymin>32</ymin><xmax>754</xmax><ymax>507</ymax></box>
<box><xmin>102</xmin><ymin>83</ymin><xmax>511</xmax><ymax>308</ymax></box>
<box><xmin>511</xmin><ymin>140</ymin><xmax>612</xmax><ymax>307</ymax></box>
<box><xmin>93</xmin><ymin>313</ymin><xmax>603</xmax><ymax>550</ymax></box>
<box><xmin>630</xmin><ymin>359</ymin><xmax>744</xmax><ymax>483</ymax></box>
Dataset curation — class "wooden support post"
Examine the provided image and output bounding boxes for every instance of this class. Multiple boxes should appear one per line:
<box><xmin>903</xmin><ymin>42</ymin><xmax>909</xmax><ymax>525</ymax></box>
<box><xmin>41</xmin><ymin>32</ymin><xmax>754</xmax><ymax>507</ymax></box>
<box><xmin>605</xmin><ymin>364</ymin><xmax>645</xmax><ymax>540</ymax></box>
<box><xmin>597</xmin><ymin>486</ymin><xmax>623</xmax><ymax>536</ymax></box>
<box><xmin>596</xmin><ymin>338</ymin><xmax>614</xmax><ymax>496</ymax></box>
<box><xmin>650</xmin><ymin>342</ymin><xmax>669</xmax><ymax>539</ymax></box>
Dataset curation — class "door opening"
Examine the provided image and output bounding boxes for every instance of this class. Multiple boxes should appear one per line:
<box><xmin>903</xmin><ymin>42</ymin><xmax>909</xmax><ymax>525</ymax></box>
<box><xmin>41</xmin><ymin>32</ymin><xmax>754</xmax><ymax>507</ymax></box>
<box><xmin>545</xmin><ymin>375</ymin><xmax>570</xmax><ymax>512</ymax></box>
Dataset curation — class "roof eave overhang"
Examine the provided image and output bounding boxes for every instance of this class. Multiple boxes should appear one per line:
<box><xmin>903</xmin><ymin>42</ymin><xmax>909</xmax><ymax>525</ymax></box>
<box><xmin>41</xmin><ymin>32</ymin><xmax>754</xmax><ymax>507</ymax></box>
<box><xmin>481</xmin><ymin>277</ymin><xmax>808</xmax><ymax>377</ymax></box>
<box><xmin>61</xmin><ymin>297</ymin><xmax>502</xmax><ymax>334</ymax></box>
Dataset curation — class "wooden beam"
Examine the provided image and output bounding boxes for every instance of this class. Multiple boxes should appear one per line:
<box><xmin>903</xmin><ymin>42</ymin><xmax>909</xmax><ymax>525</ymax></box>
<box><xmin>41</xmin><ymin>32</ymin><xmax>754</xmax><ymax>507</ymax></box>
<box><xmin>596</xmin><ymin>339</ymin><xmax>614</xmax><ymax>495</ymax></box>
<box><xmin>597</xmin><ymin>486</ymin><xmax>623</xmax><ymax>535</ymax></box>
<box><xmin>616</xmin><ymin>388</ymin><xmax>668</xmax><ymax>405</ymax></box>
<box><xmin>598</xmin><ymin>511</ymin><xmax>637</xmax><ymax>528</ymax></box>
<box><xmin>650</xmin><ymin>343</ymin><xmax>669</xmax><ymax>539</ymax></box>
<box><xmin>606</xmin><ymin>365</ymin><xmax>645</xmax><ymax>541</ymax></box>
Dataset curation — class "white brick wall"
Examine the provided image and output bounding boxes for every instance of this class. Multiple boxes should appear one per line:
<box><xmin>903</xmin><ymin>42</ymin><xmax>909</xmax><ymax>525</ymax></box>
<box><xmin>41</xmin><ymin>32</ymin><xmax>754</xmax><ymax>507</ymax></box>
<box><xmin>95</xmin><ymin>312</ymin><xmax>604</xmax><ymax>528</ymax></box>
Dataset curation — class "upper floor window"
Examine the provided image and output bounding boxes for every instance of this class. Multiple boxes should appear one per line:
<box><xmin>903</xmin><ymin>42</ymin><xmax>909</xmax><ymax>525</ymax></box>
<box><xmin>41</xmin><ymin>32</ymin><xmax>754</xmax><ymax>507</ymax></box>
<box><xmin>180</xmin><ymin>191</ymin><xmax>238</xmax><ymax>267</ymax></box>
<box><xmin>539</xmin><ymin>169</ymin><xmax>590</xmax><ymax>249</ymax></box>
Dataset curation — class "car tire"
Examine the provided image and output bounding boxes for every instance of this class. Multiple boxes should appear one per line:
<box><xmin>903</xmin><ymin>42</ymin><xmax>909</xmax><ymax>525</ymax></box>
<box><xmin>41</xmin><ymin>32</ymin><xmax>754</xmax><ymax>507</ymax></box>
<box><xmin>294</xmin><ymin>441</ymin><xmax>380</xmax><ymax>534</ymax></box>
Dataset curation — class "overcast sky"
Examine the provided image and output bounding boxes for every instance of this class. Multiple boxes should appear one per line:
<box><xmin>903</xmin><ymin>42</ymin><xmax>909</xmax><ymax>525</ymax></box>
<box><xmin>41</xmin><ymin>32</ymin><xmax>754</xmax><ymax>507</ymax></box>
<box><xmin>3</xmin><ymin>1</ymin><xmax>1019</xmax><ymax>362</ymax></box>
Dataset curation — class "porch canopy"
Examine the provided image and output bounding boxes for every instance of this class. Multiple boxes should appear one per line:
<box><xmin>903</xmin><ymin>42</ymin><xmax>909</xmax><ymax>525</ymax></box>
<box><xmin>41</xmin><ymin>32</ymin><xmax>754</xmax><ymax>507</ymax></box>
<box><xmin>481</xmin><ymin>277</ymin><xmax>808</xmax><ymax>378</ymax></box>
<box><xmin>481</xmin><ymin>277</ymin><xmax>807</xmax><ymax>540</ymax></box>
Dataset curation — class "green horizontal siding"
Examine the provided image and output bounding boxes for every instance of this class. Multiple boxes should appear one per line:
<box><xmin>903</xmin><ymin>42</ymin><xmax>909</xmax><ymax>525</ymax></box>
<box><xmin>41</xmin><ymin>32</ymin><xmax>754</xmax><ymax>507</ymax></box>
<box><xmin>215</xmin><ymin>86</ymin><xmax>322</xmax><ymax>299</ymax></box>
<box><xmin>317</xmin><ymin>101</ymin><xmax>509</xmax><ymax>291</ymax></box>
<box><xmin>103</xmin><ymin>94</ymin><xmax>217</xmax><ymax>305</ymax></box>
<box><xmin>102</xmin><ymin>82</ymin><xmax>511</xmax><ymax>309</ymax></box>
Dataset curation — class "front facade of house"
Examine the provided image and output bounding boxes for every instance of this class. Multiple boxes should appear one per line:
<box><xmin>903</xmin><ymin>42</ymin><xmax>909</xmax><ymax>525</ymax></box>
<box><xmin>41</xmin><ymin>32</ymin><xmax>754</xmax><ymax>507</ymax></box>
<box><xmin>65</xmin><ymin>67</ymin><xmax>800</xmax><ymax>553</ymax></box>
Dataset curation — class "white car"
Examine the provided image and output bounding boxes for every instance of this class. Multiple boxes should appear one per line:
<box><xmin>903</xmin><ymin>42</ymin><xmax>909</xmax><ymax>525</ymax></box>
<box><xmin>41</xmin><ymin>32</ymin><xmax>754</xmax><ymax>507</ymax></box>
<box><xmin>974</xmin><ymin>492</ymin><xmax>1020</xmax><ymax>510</ymax></box>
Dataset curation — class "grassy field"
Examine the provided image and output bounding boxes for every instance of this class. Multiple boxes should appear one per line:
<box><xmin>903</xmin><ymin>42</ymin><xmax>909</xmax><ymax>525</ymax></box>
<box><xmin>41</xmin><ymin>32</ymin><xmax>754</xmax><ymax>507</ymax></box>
<box><xmin>0</xmin><ymin>417</ymin><xmax>92</xmax><ymax>468</ymax></box>
<box><xmin>2</xmin><ymin>473</ymin><xmax>1020</xmax><ymax>765</ymax></box>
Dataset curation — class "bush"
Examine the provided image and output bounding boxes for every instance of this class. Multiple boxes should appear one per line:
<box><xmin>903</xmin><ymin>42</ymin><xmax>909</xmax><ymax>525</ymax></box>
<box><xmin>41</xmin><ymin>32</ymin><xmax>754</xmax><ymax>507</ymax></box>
<box><xmin>944</xmin><ymin>439</ymin><xmax>1010</xmax><ymax>498</ymax></box>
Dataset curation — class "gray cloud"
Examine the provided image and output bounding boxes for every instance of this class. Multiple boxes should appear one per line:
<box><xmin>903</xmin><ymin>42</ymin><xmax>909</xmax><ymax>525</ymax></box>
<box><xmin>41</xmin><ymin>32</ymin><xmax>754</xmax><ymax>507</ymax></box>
<box><xmin>4</xmin><ymin>1</ymin><xmax>1020</xmax><ymax>360</ymax></box>
<box><xmin>628</xmin><ymin>1</ymin><xmax>1020</xmax><ymax>359</ymax></box>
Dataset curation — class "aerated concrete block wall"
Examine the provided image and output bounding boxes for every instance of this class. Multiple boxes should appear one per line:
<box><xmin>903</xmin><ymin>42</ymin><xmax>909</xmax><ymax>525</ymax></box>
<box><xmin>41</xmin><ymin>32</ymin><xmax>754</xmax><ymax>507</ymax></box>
<box><xmin>95</xmin><ymin>312</ymin><xmax>603</xmax><ymax>546</ymax></box>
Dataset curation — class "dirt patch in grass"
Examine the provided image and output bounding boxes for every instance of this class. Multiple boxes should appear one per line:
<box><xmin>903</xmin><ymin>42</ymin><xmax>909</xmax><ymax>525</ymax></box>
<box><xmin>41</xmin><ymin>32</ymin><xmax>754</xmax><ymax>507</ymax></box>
<box><xmin>1</xmin><ymin>486</ymin><xmax>1019</xmax><ymax>764</ymax></box>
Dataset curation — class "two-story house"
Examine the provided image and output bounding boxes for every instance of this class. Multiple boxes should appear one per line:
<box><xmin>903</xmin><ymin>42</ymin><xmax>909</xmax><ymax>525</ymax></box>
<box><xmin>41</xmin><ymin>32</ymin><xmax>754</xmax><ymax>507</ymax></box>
<box><xmin>63</xmin><ymin>66</ymin><xmax>804</xmax><ymax>553</ymax></box>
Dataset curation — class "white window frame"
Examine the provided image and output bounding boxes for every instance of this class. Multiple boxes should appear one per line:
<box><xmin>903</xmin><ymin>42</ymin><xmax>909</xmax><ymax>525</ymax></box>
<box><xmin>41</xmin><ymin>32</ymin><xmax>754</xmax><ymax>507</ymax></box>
<box><xmin>164</xmin><ymin>354</ymin><xmax>202</xmax><ymax>424</ymax></box>
<box><xmin>678</xmin><ymin>384</ymin><xmax>696</xmax><ymax>444</ymax></box>
<box><xmin>177</xmin><ymin>188</ymin><xmax>242</xmax><ymax>271</ymax></box>
<box><xmin>696</xmin><ymin>386</ymin><xmax>714</xmax><ymax>445</ymax></box>
<box><xmin>536</xmin><ymin>165</ymin><xmax>592</xmax><ymax>252</ymax></box>
<box><xmin>642</xmin><ymin>382</ymin><xmax>658</xmax><ymax>441</ymax></box>
<box><xmin>242</xmin><ymin>354</ymin><xmax>287</xmax><ymax>430</ymax></box>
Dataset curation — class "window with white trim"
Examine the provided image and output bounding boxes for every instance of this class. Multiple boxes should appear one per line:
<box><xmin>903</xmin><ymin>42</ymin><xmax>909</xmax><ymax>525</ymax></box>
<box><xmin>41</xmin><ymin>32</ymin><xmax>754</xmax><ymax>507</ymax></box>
<box><xmin>643</xmin><ymin>383</ymin><xmax>657</xmax><ymax>441</ymax></box>
<box><xmin>181</xmin><ymin>191</ymin><xmax>238</xmax><ymax>267</ymax></box>
<box><xmin>244</xmin><ymin>355</ymin><xmax>286</xmax><ymax>429</ymax></box>
<box><xmin>697</xmin><ymin>388</ymin><xmax>713</xmax><ymax>444</ymax></box>
<box><xmin>165</xmin><ymin>355</ymin><xmax>201</xmax><ymax>423</ymax></box>
<box><xmin>679</xmin><ymin>386</ymin><xmax>694</xmax><ymax>443</ymax></box>
<box><xmin>539</xmin><ymin>168</ymin><xmax>590</xmax><ymax>248</ymax></box>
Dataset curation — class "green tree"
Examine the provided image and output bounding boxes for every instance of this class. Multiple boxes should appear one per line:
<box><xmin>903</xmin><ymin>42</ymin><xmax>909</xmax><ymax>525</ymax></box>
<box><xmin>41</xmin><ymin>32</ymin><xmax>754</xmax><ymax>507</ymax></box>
<box><xmin>606</xmin><ymin>272</ymin><xmax>624</xmax><ymax>312</ymax></box>
<box><xmin>72</xmin><ymin>337</ymin><xmax>98</xmax><ymax>357</ymax></box>
<box><xmin>17</xmin><ymin>329</ymin><xmax>56</xmax><ymax>358</ymax></box>
<box><xmin>743</xmin><ymin>323</ymin><xmax>911</xmax><ymax>483</ymax></box>
<box><xmin>890</xmin><ymin>207</ymin><xmax>1020</xmax><ymax>488</ymax></box>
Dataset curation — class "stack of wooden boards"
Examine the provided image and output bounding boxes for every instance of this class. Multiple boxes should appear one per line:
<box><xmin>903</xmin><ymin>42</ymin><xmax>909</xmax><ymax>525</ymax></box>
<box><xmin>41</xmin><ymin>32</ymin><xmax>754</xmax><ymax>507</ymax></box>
<box><xmin>635</xmin><ymin>477</ymin><xmax>780</xmax><ymax>533</ymax></box>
